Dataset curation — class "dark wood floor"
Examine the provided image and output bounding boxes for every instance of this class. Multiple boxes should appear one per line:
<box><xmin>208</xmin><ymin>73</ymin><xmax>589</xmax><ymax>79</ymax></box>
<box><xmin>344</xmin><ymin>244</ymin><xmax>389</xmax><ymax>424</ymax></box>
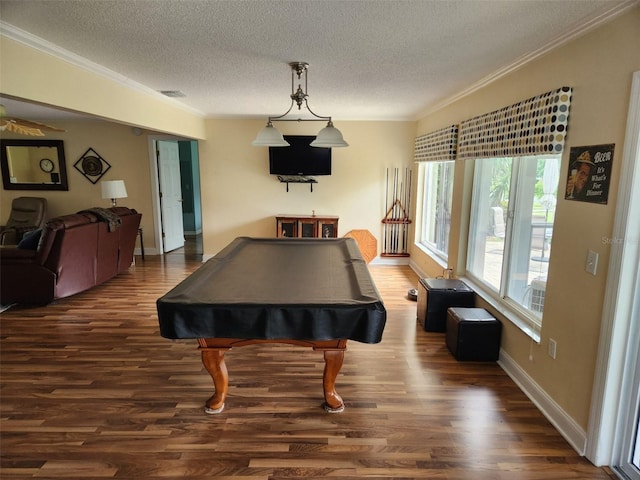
<box><xmin>0</xmin><ymin>244</ymin><xmax>616</xmax><ymax>479</ymax></box>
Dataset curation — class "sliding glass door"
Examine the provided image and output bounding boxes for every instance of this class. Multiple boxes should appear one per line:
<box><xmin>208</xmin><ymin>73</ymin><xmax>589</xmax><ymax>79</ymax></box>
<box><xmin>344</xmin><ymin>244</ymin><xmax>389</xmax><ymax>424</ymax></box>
<box><xmin>612</xmin><ymin>71</ymin><xmax>640</xmax><ymax>480</ymax></box>
<box><xmin>615</xmin><ymin>272</ymin><xmax>640</xmax><ymax>480</ymax></box>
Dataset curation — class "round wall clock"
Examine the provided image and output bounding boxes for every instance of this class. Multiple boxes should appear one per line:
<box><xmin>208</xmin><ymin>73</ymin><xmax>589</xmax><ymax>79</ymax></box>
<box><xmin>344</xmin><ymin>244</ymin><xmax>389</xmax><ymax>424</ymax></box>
<box><xmin>39</xmin><ymin>158</ymin><xmax>55</xmax><ymax>173</ymax></box>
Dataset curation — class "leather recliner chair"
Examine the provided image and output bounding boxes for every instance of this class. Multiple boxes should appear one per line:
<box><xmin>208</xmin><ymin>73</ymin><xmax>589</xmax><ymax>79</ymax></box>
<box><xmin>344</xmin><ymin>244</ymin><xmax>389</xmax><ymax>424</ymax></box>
<box><xmin>0</xmin><ymin>196</ymin><xmax>48</xmax><ymax>245</ymax></box>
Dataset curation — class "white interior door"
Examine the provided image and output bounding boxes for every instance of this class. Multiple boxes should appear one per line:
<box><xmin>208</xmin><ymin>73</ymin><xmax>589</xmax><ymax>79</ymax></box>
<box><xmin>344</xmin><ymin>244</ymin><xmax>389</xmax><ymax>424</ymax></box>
<box><xmin>157</xmin><ymin>140</ymin><xmax>184</xmax><ymax>252</ymax></box>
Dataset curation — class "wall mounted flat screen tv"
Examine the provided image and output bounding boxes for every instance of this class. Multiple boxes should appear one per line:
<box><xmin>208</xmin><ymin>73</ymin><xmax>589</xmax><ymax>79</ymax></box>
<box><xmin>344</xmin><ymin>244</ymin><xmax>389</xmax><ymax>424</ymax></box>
<box><xmin>269</xmin><ymin>135</ymin><xmax>331</xmax><ymax>176</ymax></box>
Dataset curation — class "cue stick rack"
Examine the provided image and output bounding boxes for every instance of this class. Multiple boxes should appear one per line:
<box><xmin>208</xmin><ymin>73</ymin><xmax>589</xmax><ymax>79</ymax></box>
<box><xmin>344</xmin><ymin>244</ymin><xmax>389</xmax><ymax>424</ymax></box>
<box><xmin>382</xmin><ymin>167</ymin><xmax>412</xmax><ymax>257</ymax></box>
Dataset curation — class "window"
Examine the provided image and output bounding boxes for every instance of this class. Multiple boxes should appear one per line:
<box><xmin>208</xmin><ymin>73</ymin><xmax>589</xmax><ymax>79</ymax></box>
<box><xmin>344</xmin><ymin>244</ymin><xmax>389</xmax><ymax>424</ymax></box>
<box><xmin>420</xmin><ymin>161</ymin><xmax>454</xmax><ymax>261</ymax></box>
<box><xmin>466</xmin><ymin>155</ymin><xmax>560</xmax><ymax>327</ymax></box>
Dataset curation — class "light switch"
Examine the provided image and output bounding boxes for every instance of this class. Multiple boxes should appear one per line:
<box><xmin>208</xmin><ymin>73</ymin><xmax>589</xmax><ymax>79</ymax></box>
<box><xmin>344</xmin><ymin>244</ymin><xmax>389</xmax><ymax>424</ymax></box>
<box><xmin>586</xmin><ymin>249</ymin><xmax>599</xmax><ymax>275</ymax></box>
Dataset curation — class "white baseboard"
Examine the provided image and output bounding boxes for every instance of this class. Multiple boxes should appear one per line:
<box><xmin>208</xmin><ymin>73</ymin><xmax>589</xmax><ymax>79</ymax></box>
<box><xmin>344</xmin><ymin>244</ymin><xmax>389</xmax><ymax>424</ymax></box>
<box><xmin>498</xmin><ymin>350</ymin><xmax>587</xmax><ymax>455</ymax></box>
<box><xmin>408</xmin><ymin>259</ymin><xmax>427</xmax><ymax>278</ymax></box>
<box><xmin>370</xmin><ymin>256</ymin><xmax>411</xmax><ymax>266</ymax></box>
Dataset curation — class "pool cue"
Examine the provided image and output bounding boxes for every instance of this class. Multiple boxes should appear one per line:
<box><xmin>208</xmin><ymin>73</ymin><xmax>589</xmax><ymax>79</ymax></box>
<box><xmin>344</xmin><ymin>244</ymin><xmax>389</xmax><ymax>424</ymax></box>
<box><xmin>384</xmin><ymin>168</ymin><xmax>389</xmax><ymax>254</ymax></box>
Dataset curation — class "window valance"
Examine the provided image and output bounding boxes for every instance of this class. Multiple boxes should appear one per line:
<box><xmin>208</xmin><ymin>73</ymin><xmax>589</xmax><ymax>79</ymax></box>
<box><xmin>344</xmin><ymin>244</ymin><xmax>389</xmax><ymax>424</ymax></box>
<box><xmin>457</xmin><ymin>87</ymin><xmax>572</xmax><ymax>160</ymax></box>
<box><xmin>414</xmin><ymin>125</ymin><xmax>459</xmax><ymax>162</ymax></box>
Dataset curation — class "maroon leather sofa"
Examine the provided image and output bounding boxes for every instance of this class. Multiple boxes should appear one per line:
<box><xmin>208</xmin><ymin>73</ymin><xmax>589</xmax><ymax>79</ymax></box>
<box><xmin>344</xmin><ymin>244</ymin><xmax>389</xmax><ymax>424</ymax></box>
<box><xmin>0</xmin><ymin>207</ymin><xmax>142</xmax><ymax>306</ymax></box>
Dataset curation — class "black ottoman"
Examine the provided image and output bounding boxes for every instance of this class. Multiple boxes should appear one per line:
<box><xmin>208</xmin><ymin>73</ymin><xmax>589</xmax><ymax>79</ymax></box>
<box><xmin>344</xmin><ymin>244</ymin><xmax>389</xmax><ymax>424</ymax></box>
<box><xmin>416</xmin><ymin>279</ymin><xmax>474</xmax><ymax>332</ymax></box>
<box><xmin>446</xmin><ymin>307</ymin><xmax>502</xmax><ymax>361</ymax></box>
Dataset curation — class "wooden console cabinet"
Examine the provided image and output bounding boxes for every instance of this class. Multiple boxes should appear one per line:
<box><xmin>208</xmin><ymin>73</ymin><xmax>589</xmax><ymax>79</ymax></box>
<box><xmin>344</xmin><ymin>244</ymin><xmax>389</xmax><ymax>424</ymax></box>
<box><xmin>276</xmin><ymin>214</ymin><xmax>339</xmax><ymax>238</ymax></box>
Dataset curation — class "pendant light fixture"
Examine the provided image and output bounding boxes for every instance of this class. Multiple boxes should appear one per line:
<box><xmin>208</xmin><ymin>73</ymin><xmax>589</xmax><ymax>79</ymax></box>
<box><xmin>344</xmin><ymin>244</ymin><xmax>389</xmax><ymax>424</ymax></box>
<box><xmin>252</xmin><ymin>62</ymin><xmax>349</xmax><ymax>148</ymax></box>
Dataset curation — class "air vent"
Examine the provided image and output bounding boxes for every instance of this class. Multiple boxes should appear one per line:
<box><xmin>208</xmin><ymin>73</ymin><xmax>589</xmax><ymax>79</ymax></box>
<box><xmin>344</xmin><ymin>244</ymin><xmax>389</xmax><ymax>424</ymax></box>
<box><xmin>530</xmin><ymin>278</ymin><xmax>546</xmax><ymax>313</ymax></box>
<box><xmin>159</xmin><ymin>90</ymin><xmax>186</xmax><ymax>98</ymax></box>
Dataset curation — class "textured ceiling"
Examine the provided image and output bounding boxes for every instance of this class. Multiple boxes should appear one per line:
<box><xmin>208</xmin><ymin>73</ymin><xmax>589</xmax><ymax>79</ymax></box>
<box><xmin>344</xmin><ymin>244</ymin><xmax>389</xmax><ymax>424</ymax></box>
<box><xmin>0</xmin><ymin>0</ymin><xmax>634</xmax><ymax>122</ymax></box>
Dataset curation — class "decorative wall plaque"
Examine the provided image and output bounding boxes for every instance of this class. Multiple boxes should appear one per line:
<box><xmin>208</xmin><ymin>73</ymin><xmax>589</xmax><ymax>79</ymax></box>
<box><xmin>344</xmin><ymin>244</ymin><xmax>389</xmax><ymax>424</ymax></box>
<box><xmin>564</xmin><ymin>144</ymin><xmax>614</xmax><ymax>204</ymax></box>
<box><xmin>74</xmin><ymin>147</ymin><xmax>111</xmax><ymax>184</ymax></box>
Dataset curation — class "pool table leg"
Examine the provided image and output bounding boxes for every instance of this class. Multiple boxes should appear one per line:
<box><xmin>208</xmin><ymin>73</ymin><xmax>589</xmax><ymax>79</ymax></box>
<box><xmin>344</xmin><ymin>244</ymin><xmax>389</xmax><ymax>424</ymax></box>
<box><xmin>322</xmin><ymin>349</ymin><xmax>345</xmax><ymax>413</ymax></box>
<box><xmin>200</xmin><ymin>348</ymin><xmax>228</xmax><ymax>414</ymax></box>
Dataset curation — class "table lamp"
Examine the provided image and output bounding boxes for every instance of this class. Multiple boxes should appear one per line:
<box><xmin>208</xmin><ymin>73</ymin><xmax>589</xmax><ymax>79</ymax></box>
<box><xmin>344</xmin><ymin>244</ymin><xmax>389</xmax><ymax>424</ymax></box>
<box><xmin>101</xmin><ymin>180</ymin><xmax>128</xmax><ymax>207</ymax></box>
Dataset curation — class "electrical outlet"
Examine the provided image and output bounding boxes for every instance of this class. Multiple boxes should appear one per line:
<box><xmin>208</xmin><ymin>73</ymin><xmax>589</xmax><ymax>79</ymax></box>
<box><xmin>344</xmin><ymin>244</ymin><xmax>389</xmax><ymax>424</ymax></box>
<box><xmin>548</xmin><ymin>339</ymin><xmax>557</xmax><ymax>359</ymax></box>
<box><xmin>586</xmin><ymin>249</ymin><xmax>599</xmax><ymax>275</ymax></box>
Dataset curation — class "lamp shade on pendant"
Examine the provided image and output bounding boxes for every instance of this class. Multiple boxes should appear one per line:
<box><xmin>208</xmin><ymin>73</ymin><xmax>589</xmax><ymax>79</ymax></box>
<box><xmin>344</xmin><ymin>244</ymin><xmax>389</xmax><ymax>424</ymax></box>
<box><xmin>253</xmin><ymin>62</ymin><xmax>349</xmax><ymax>149</ymax></box>
<box><xmin>310</xmin><ymin>122</ymin><xmax>349</xmax><ymax>148</ymax></box>
<box><xmin>252</xmin><ymin>123</ymin><xmax>290</xmax><ymax>147</ymax></box>
<box><xmin>101</xmin><ymin>180</ymin><xmax>128</xmax><ymax>207</ymax></box>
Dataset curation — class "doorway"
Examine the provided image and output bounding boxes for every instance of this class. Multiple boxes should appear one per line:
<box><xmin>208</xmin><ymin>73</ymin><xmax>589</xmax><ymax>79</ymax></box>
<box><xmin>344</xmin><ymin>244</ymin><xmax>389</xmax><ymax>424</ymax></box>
<box><xmin>157</xmin><ymin>140</ymin><xmax>185</xmax><ymax>252</ymax></box>
<box><xmin>148</xmin><ymin>136</ymin><xmax>202</xmax><ymax>256</ymax></box>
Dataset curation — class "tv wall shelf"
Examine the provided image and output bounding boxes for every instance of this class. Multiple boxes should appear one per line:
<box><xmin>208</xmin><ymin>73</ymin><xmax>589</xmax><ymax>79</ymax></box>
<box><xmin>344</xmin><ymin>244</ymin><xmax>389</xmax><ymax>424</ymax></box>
<box><xmin>277</xmin><ymin>175</ymin><xmax>317</xmax><ymax>192</ymax></box>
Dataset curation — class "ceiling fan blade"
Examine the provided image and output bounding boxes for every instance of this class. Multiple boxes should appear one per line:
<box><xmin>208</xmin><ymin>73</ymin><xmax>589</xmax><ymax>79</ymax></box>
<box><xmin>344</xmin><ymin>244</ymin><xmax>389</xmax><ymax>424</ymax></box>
<box><xmin>0</xmin><ymin>117</ymin><xmax>65</xmax><ymax>137</ymax></box>
<box><xmin>6</xmin><ymin>116</ymin><xmax>65</xmax><ymax>132</ymax></box>
<box><xmin>0</xmin><ymin>119</ymin><xmax>46</xmax><ymax>136</ymax></box>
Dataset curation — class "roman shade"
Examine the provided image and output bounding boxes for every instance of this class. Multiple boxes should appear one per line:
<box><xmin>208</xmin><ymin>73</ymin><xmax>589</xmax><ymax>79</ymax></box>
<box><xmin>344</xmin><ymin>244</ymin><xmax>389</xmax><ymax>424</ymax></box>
<box><xmin>414</xmin><ymin>125</ymin><xmax>459</xmax><ymax>162</ymax></box>
<box><xmin>457</xmin><ymin>87</ymin><xmax>572</xmax><ymax>160</ymax></box>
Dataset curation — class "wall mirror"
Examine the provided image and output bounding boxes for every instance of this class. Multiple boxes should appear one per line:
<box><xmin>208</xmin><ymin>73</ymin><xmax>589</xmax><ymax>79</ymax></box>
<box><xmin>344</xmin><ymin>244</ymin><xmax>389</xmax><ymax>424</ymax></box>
<box><xmin>0</xmin><ymin>139</ymin><xmax>69</xmax><ymax>191</ymax></box>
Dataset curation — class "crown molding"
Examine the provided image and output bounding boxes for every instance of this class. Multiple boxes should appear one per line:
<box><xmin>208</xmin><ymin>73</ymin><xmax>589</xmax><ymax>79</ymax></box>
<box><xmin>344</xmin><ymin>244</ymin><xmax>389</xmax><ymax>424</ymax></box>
<box><xmin>415</xmin><ymin>0</ymin><xmax>639</xmax><ymax>119</ymax></box>
<box><xmin>0</xmin><ymin>21</ymin><xmax>204</xmax><ymax>117</ymax></box>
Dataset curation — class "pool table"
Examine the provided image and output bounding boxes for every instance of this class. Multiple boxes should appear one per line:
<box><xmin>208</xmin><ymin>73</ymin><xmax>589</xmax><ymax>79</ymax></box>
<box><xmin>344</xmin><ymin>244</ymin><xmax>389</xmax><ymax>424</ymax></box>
<box><xmin>157</xmin><ymin>236</ymin><xmax>386</xmax><ymax>413</ymax></box>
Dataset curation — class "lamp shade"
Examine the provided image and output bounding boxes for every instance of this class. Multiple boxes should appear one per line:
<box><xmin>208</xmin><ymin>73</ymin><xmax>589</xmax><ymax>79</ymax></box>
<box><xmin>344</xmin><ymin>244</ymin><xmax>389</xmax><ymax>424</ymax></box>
<box><xmin>101</xmin><ymin>180</ymin><xmax>128</xmax><ymax>206</ymax></box>
<box><xmin>252</xmin><ymin>123</ymin><xmax>290</xmax><ymax>147</ymax></box>
<box><xmin>310</xmin><ymin>122</ymin><xmax>349</xmax><ymax>148</ymax></box>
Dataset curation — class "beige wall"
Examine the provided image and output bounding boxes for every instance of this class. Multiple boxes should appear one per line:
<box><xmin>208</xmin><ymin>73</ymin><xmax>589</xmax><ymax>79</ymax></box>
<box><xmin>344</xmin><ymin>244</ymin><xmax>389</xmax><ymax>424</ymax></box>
<box><xmin>0</xmin><ymin>36</ymin><xmax>206</xmax><ymax>139</ymax></box>
<box><xmin>1</xmin><ymin>34</ymin><xmax>415</xmax><ymax>257</ymax></box>
<box><xmin>1</xmin><ymin>118</ymin><xmax>415</xmax><ymax>255</ymax></box>
<box><xmin>200</xmin><ymin>119</ymin><xmax>415</xmax><ymax>254</ymax></box>
<box><xmin>1</xmin><ymin>121</ymin><xmax>158</xmax><ymax>249</ymax></box>
<box><xmin>411</xmin><ymin>8</ymin><xmax>640</xmax><ymax>429</ymax></box>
